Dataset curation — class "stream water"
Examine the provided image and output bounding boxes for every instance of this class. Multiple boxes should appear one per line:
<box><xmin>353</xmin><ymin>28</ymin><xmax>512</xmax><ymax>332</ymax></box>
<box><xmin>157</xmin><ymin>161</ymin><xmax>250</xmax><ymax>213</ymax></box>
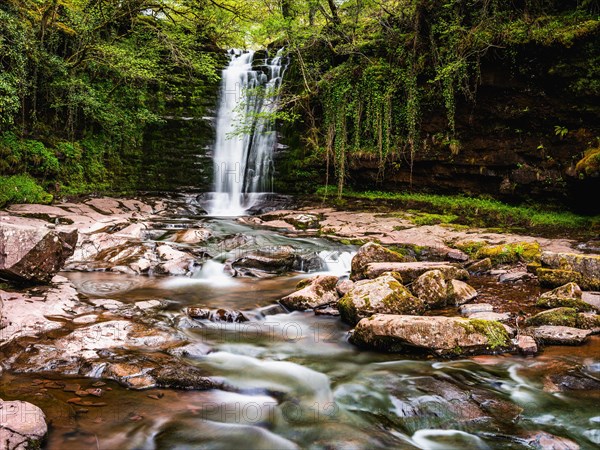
<box><xmin>1</xmin><ymin>201</ymin><xmax>599</xmax><ymax>449</ymax></box>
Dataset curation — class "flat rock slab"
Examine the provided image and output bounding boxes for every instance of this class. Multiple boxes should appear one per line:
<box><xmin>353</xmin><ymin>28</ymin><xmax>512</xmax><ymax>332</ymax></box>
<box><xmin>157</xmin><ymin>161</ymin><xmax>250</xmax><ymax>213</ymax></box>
<box><xmin>362</xmin><ymin>262</ymin><xmax>469</xmax><ymax>283</ymax></box>
<box><xmin>531</xmin><ymin>326</ymin><xmax>592</xmax><ymax>345</ymax></box>
<box><xmin>459</xmin><ymin>303</ymin><xmax>494</xmax><ymax>316</ymax></box>
<box><xmin>583</xmin><ymin>292</ymin><xmax>600</xmax><ymax>310</ymax></box>
<box><xmin>351</xmin><ymin>314</ymin><xmax>512</xmax><ymax>356</ymax></box>
<box><xmin>467</xmin><ymin>311</ymin><xmax>511</xmax><ymax>321</ymax></box>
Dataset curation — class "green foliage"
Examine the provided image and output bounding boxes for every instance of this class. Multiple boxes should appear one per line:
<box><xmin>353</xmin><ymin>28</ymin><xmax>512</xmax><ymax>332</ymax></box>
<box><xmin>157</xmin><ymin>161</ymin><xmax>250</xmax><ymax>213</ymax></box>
<box><xmin>0</xmin><ymin>175</ymin><xmax>53</xmax><ymax>208</ymax></box>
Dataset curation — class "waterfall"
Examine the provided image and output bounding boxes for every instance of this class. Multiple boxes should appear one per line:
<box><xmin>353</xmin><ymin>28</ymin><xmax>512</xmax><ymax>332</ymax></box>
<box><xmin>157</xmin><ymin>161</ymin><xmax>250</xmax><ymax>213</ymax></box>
<box><xmin>207</xmin><ymin>49</ymin><xmax>287</xmax><ymax>216</ymax></box>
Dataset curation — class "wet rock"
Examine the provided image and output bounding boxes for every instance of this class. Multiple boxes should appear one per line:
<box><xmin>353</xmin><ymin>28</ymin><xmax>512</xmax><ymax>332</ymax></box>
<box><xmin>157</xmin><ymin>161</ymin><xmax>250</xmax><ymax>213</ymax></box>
<box><xmin>336</xmin><ymin>279</ymin><xmax>355</xmax><ymax>296</ymax></box>
<box><xmin>537</xmin><ymin>268</ymin><xmax>584</xmax><ymax>289</ymax></box>
<box><xmin>521</xmin><ymin>431</ymin><xmax>580</xmax><ymax>450</ymax></box>
<box><xmin>446</xmin><ymin>279</ymin><xmax>478</xmax><ymax>306</ymax></box>
<box><xmin>351</xmin><ymin>314</ymin><xmax>512</xmax><ymax>356</ymax></box>
<box><xmin>187</xmin><ymin>307</ymin><xmax>248</xmax><ymax>323</ymax></box>
<box><xmin>410</xmin><ymin>270</ymin><xmax>447</xmax><ymax>309</ymax></box>
<box><xmin>540</xmin><ymin>251</ymin><xmax>600</xmax><ymax>290</ymax></box>
<box><xmin>350</xmin><ymin>242</ymin><xmax>412</xmax><ymax>281</ymax></box>
<box><xmin>467</xmin><ymin>311</ymin><xmax>511</xmax><ymax>321</ymax></box>
<box><xmin>230</xmin><ymin>246</ymin><xmax>323</xmax><ymax>276</ymax></box>
<box><xmin>0</xmin><ymin>221</ymin><xmax>78</xmax><ymax>284</ymax></box>
<box><xmin>314</xmin><ymin>306</ymin><xmax>340</xmax><ymax>316</ymax></box>
<box><xmin>256</xmin><ymin>304</ymin><xmax>287</xmax><ymax>316</ymax></box>
<box><xmin>362</xmin><ymin>262</ymin><xmax>469</xmax><ymax>283</ymax></box>
<box><xmin>537</xmin><ymin>282</ymin><xmax>595</xmax><ymax>312</ymax></box>
<box><xmin>545</xmin><ymin>374</ymin><xmax>600</xmax><ymax>391</ymax></box>
<box><xmin>498</xmin><ymin>271</ymin><xmax>534</xmax><ymax>283</ymax></box>
<box><xmin>0</xmin><ymin>400</ymin><xmax>47</xmax><ymax>449</ymax></box>
<box><xmin>218</xmin><ymin>234</ymin><xmax>256</xmax><ymax>251</ymax></box>
<box><xmin>171</xmin><ymin>228</ymin><xmax>211</xmax><ymax>244</ymax></box>
<box><xmin>155</xmin><ymin>244</ymin><xmax>197</xmax><ymax>276</ymax></box>
<box><xmin>466</xmin><ymin>258</ymin><xmax>492</xmax><ymax>274</ymax></box>
<box><xmin>516</xmin><ymin>335</ymin><xmax>538</xmax><ymax>355</ymax></box>
<box><xmin>338</xmin><ymin>275</ymin><xmax>424</xmax><ymax>325</ymax></box>
<box><xmin>531</xmin><ymin>325</ymin><xmax>591</xmax><ymax>345</ymax></box>
<box><xmin>168</xmin><ymin>342</ymin><xmax>212</xmax><ymax>358</ymax></box>
<box><xmin>280</xmin><ymin>275</ymin><xmax>339</xmax><ymax>311</ymax></box>
<box><xmin>459</xmin><ymin>303</ymin><xmax>494</xmax><ymax>316</ymax></box>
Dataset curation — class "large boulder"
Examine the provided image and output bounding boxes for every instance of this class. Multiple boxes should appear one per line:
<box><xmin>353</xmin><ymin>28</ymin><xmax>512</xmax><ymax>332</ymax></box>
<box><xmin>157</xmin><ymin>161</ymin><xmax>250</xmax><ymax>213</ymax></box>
<box><xmin>230</xmin><ymin>246</ymin><xmax>323</xmax><ymax>277</ymax></box>
<box><xmin>410</xmin><ymin>270</ymin><xmax>447</xmax><ymax>308</ymax></box>
<box><xmin>350</xmin><ymin>242</ymin><xmax>412</xmax><ymax>280</ymax></box>
<box><xmin>362</xmin><ymin>261</ymin><xmax>469</xmax><ymax>283</ymax></box>
<box><xmin>280</xmin><ymin>275</ymin><xmax>339</xmax><ymax>311</ymax></box>
<box><xmin>351</xmin><ymin>315</ymin><xmax>512</xmax><ymax>356</ymax></box>
<box><xmin>338</xmin><ymin>275</ymin><xmax>424</xmax><ymax>325</ymax></box>
<box><xmin>537</xmin><ymin>282</ymin><xmax>594</xmax><ymax>312</ymax></box>
<box><xmin>0</xmin><ymin>400</ymin><xmax>47</xmax><ymax>450</ymax></box>
<box><xmin>0</xmin><ymin>222</ymin><xmax>78</xmax><ymax>284</ymax></box>
<box><xmin>525</xmin><ymin>307</ymin><xmax>579</xmax><ymax>327</ymax></box>
<box><xmin>539</xmin><ymin>252</ymin><xmax>600</xmax><ymax>290</ymax></box>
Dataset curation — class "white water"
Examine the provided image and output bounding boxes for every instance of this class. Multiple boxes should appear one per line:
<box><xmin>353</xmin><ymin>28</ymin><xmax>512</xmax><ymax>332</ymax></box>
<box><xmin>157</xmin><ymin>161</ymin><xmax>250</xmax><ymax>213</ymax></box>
<box><xmin>208</xmin><ymin>49</ymin><xmax>287</xmax><ymax>216</ymax></box>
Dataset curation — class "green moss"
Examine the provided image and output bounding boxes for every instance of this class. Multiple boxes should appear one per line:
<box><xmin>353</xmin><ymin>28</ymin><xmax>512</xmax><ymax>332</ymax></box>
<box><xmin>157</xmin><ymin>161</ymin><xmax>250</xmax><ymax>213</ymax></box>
<box><xmin>536</xmin><ymin>296</ymin><xmax>594</xmax><ymax>312</ymax></box>
<box><xmin>455</xmin><ymin>241</ymin><xmax>486</xmax><ymax>258</ymax></box>
<box><xmin>475</xmin><ymin>242</ymin><xmax>541</xmax><ymax>264</ymax></box>
<box><xmin>412</xmin><ymin>212</ymin><xmax>459</xmax><ymax>226</ymax></box>
<box><xmin>537</xmin><ymin>268</ymin><xmax>584</xmax><ymax>288</ymax></box>
<box><xmin>460</xmin><ymin>319</ymin><xmax>510</xmax><ymax>350</ymax></box>
<box><xmin>0</xmin><ymin>174</ymin><xmax>53</xmax><ymax>207</ymax></box>
<box><xmin>315</xmin><ymin>187</ymin><xmax>599</xmax><ymax>236</ymax></box>
<box><xmin>525</xmin><ymin>307</ymin><xmax>578</xmax><ymax>327</ymax></box>
<box><xmin>576</xmin><ymin>314</ymin><xmax>600</xmax><ymax>329</ymax></box>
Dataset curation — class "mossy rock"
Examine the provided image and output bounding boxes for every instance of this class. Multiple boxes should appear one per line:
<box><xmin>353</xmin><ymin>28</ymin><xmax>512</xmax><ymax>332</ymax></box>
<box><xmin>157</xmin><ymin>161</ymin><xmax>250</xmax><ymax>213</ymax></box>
<box><xmin>575</xmin><ymin>146</ymin><xmax>600</xmax><ymax>178</ymax></box>
<box><xmin>537</xmin><ymin>268</ymin><xmax>584</xmax><ymax>288</ymax></box>
<box><xmin>576</xmin><ymin>313</ymin><xmax>600</xmax><ymax>330</ymax></box>
<box><xmin>475</xmin><ymin>242</ymin><xmax>541</xmax><ymax>265</ymax></box>
<box><xmin>536</xmin><ymin>297</ymin><xmax>594</xmax><ymax>312</ymax></box>
<box><xmin>540</xmin><ymin>252</ymin><xmax>600</xmax><ymax>290</ymax></box>
<box><xmin>338</xmin><ymin>275</ymin><xmax>424</xmax><ymax>325</ymax></box>
<box><xmin>459</xmin><ymin>319</ymin><xmax>511</xmax><ymax>350</ymax></box>
<box><xmin>525</xmin><ymin>307</ymin><xmax>578</xmax><ymax>327</ymax></box>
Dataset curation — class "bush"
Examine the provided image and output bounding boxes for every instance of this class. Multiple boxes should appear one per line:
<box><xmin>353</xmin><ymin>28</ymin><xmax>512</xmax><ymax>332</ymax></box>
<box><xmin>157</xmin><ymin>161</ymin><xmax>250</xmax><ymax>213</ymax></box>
<box><xmin>0</xmin><ymin>174</ymin><xmax>53</xmax><ymax>208</ymax></box>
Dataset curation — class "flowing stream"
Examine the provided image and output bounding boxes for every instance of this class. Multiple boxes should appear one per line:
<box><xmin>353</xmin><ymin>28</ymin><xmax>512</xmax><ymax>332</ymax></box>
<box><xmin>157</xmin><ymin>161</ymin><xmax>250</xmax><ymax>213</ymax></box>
<box><xmin>1</xmin><ymin>198</ymin><xmax>598</xmax><ymax>449</ymax></box>
<box><xmin>207</xmin><ymin>49</ymin><xmax>287</xmax><ymax>216</ymax></box>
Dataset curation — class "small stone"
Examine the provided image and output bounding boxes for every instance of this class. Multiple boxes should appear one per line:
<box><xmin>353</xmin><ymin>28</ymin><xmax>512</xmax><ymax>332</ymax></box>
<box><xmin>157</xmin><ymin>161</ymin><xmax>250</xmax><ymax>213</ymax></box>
<box><xmin>516</xmin><ymin>335</ymin><xmax>538</xmax><ymax>355</ymax></box>
<box><xmin>130</xmin><ymin>414</ymin><xmax>143</xmax><ymax>421</ymax></box>
<box><xmin>75</xmin><ymin>390</ymin><xmax>89</xmax><ymax>397</ymax></box>
<box><xmin>147</xmin><ymin>394</ymin><xmax>161</xmax><ymax>400</ymax></box>
<box><xmin>92</xmin><ymin>381</ymin><xmax>106</xmax><ymax>387</ymax></box>
<box><xmin>86</xmin><ymin>388</ymin><xmax>103</xmax><ymax>397</ymax></box>
<box><xmin>446</xmin><ymin>279</ymin><xmax>478</xmax><ymax>306</ymax></box>
<box><xmin>314</xmin><ymin>306</ymin><xmax>340</xmax><ymax>316</ymax></box>
<box><xmin>447</xmin><ymin>250</ymin><xmax>469</xmax><ymax>262</ymax></box>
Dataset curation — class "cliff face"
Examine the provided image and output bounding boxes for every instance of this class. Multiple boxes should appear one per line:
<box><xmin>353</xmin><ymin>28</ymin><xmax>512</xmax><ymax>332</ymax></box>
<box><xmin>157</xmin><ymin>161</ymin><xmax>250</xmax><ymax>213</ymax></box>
<box><xmin>277</xmin><ymin>38</ymin><xmax>600</xmax><ymax>213</ymax></box>
<box><xmin>347</xmin><ymin>62</ymin><xmax>599</xmax><ymax>212</ymax></box>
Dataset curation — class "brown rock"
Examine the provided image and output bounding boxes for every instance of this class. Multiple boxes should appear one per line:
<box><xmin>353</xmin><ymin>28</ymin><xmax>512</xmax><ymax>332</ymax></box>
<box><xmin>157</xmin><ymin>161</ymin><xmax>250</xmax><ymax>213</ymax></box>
<box><xmin>362</xmin><ymin>262</ymin><xmax>469</xmax><ymax>283</ymax></box>
<box><xmin>531</xmin><ymin>326</ymin><xmax>591</xmax><ymax>345</ymax></box>
<box><xmin>350</xmin><ymin>242</ymin><xmax>411</xmax><ymax>280</ymax></box>
<box><xmin>446</xmin><ymin>279</ymin><xmax>478</xmax><ymax>306</ymax></box>
<box><xmin>0</xmin><ymin>223</ymin><xmax>78</xmax><ymax>284</ymax></box>
<box><xmin>517</xmin><ymin>335</ymin><xmax>538</xmax><ymax>355</ymax></box>
<box><xmin>280</xmin><ymin>275</ymin><xmax>339</xmax><ymax>311</ymax></box>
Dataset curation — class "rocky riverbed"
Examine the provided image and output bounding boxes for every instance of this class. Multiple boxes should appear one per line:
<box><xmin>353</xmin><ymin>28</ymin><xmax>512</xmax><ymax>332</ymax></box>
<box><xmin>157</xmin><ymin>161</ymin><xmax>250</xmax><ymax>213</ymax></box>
<box><xmin>1</xmin><ymin>194</ymin><xmax>599</xmax><ymax>449</ymax></box>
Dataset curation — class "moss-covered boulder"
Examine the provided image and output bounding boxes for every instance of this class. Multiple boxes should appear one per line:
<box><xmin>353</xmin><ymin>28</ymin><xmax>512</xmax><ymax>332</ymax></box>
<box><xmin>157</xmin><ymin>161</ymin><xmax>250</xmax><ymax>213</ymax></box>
<box><xmin>411</xmin><ymin>270</ymin><xmax>447</xmax><ymax>308</ymax></box>
<box><xmin>575</xmin><ymin>146</ymin><xmax>600</xmax><ymax>178</ymax></box>
<box><xmin>350</xmin><ymin>315</ymin><xmax>512</xmax><ymax>356</ymax></box>
<box><xmin>576</xmin><ymin>313</ymin><xmax>600</xmax><ymax>330</ymax></box>
<box><xmin>537</xmin><ymin>268</ymin><xmax>583</xmax><ymax>288</ymax></box>
<box><xmin>338</xmin><ymin>275</ymin><xmax>425</xmax><ymax>325</ymax></box>
<box><xmin>536</xmin><ymin>282</ymin><xmax>595</xmax><ymax>312</ymax></box>
<box><xmin>350</xmin><ymin>242</ymin><xmax>412</xmax><ymax>281</ymax></box>
<box><xmin>362</xmin><ymin>262</ymin><xmax>469</xmax><ymax>283</ymax></box>
<box><xmin>540</xmin><ymin>252</ymin><xmax>600</xmax><ymax>290</ymax></box>
<box><xmin>525</xmin><ymin>308</ymin><xmax>579</xmax><ymax>327</ymax></box>
<box><xmin>280</xmin><ymin>275</ymin><xmax>339</xmax><ymax>311</ymax></box>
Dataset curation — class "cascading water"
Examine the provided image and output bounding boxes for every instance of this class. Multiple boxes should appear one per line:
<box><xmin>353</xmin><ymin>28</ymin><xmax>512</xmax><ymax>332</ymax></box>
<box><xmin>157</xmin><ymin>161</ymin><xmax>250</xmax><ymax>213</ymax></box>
<box><xmin>207</xmin><ymin>49</ymin><xmax>287</xmax><ymax>216</ymax></box>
